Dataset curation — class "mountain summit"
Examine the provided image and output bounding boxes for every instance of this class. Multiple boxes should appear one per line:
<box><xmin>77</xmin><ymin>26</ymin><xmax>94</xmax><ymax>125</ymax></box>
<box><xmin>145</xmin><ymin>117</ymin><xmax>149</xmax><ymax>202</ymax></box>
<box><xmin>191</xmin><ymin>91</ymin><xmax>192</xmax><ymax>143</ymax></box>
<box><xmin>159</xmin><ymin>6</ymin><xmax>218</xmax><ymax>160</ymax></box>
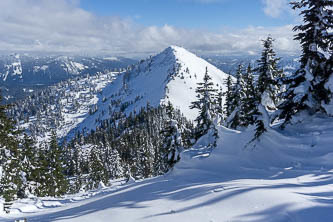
<box><xmin>15</xmin><ymin>46</ymin><xmax>233</xmax><ymax>142</ymax></box>
<box><xmin>107</xmin><ymin>45</ymin><xmax>232</xmax><ymax>120</ymax></box>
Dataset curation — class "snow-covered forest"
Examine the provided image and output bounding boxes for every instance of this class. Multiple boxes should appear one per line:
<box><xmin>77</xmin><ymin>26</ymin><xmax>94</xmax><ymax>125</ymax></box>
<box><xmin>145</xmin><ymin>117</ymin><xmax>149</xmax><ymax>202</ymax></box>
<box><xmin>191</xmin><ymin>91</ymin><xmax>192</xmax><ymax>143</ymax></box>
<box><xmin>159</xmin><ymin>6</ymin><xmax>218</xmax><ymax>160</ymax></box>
<box><xmin>1</xmin><ymin>0</ymin><xmax>333</xmax><ymax>221</ymax></box>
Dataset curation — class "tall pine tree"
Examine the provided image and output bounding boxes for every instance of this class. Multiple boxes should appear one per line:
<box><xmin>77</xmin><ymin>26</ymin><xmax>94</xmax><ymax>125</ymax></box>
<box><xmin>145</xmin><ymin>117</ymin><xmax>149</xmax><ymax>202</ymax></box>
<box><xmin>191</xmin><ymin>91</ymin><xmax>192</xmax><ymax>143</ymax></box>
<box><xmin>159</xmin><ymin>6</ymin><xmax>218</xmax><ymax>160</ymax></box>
<box><xmin>0</xmin><ymin>96</ymin><xmax>23</xmax><ymax>202</ymax></box>
<box><xmin>223</xmin><ymin>75</ymin><xmax>234</xmax><ymax>119</ymax></box>
<box><xmin>190</xmin><ymin>67</ymin><xmax>218</xmax><ymax>142</ymax></box>
<box><xmin>161</xmin><ymin>102</ymin><xmax>182</xmax><ymax>170</ymax></box>
<box><xmin>46</xmin><ymin>132</ymin><xmax>68</xmax><ymax>196</ymax></box>
<box><xmin>227</xmin><ymin>64</ymin><xmax>244</xmax><ymax>129</ymax></box>
<box><xmin>279</xmin><ymin>0</ymin><xmax>333</xmax><ymax>126</ymax></box>
<box><xmin>240</xmin><ymin>64</ymin><xmax>259</xmax><ymax>127</ymax></box>
<box><xmin>255</xmin><ymin>36</ymin><xmax>283</xmax><ymax>110</ymax></box>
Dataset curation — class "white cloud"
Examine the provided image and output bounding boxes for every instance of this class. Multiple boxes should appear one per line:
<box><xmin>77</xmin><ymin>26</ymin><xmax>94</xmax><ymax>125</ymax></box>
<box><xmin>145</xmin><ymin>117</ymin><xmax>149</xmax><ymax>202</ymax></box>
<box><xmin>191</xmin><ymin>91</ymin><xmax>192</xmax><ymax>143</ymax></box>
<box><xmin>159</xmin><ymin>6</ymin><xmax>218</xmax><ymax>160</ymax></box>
<box><xmin>0</xmin><ymin>0</ymin><xmax>299</xmax><ymax>56</ymax></box>
<box><xmin>262</xmin><ymin>0</ymin><xmax>290</xmax><ymax>18</ymax></box>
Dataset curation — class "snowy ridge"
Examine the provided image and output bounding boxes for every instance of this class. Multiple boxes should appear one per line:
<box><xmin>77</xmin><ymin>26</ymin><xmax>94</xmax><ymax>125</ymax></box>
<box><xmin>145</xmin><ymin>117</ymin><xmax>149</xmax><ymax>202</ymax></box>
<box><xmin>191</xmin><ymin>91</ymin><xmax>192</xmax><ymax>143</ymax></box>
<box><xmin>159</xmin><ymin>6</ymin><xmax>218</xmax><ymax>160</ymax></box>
<box><xmin>1</xmin><ymin>54</ymin><xmax>23</xmax><ymax>81</ymax></box>
<box><xmin>3</xmin><ymin>116</ymin><xmax>333</xmax><ymax>221</ymax></box>
<box><xmin>58</xmin><ymin>56</ymin><xmax>88</xmax><ymax>75</ymax></box>
<box><xmin>103</xmin><ymin>45</ymin><xmax>232</xmax><ymax>121</ymax></box>
<box><xmin>55</xmin><ymin>46</ymin><xmax>232</xmax><ymax>142</ymax></box>
<box><xmin>14</xmin><ymin>46</ymin><xmax>233</xmax><ymax>143</ymax></box>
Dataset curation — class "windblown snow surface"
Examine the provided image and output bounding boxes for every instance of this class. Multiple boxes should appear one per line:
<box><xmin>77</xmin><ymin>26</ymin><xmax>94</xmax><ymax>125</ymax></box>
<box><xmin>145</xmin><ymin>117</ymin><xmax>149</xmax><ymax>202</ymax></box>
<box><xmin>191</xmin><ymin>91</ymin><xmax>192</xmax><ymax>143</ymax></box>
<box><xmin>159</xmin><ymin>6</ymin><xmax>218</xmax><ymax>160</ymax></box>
<box><xmin>3</xmin><ymin>115</ymin><xmax>333</xmax><ymax>222</ymax></box>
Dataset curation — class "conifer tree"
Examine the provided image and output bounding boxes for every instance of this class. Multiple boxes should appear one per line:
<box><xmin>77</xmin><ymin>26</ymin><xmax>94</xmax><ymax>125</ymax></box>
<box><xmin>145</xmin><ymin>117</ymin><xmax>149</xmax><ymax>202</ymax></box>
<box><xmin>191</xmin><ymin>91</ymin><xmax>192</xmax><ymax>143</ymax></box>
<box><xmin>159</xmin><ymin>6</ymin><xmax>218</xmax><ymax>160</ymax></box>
<box><xmin>161</xmin><ymin>102</ymin><xmax>182</xmax><ymax>170</ymax></box>
<box><xmin>108</xmin><ymin>147</ymin><xmax>124</xmax><ymax>179</ymax></box>
<box><xmin>0</xmin><ymin>96</ymin><xmax>23</xmax><ymax>202</ymax></box>
<box><xmin>88</xmin><ymin>146</ymin><xmax>109</xmax><ymax>189</ymax></box>
<box><xmin>227</xmin><ymin>64</ymin><xmax>244</xmax><ymax>129</ymax></box>
<box><xmin>279</xmin><ymin>0</ymin><xmax>333</xmax><ymax>126</ymax></box>
<box><xmin>240</xmin><ymin>64</ymin><xmax>259</xmax><ymax>126</ymax></box>
<box><xmin>46</xmin><ymin>132</ymin><xmax>68</xmax><ymax>196</ymax></box>
<box><xmin>255</xmin><ymin>36</ymin><xmax>283</xmax><ymax>110</ymax></box>
<box><xmin>190</xmin><ymin>67</ymin><xmax>218</xmax><ymax>140</ymax></box>
<box><xmin>223</xmin><ymin>75</ymin><xmax>234</xmax><ymax>119</ymax></box>
<box><xmin>215</xmin><ymin>87</ymin><xmax>224</xmax><ymax>124</ymax></box>
<box><xmin>1</xmin><ymin>149</ymin><xmax>23</xmax><ymax>202</ymax></box>
<box><xmin>34</xmin><ymin>146</ymin><xmax>50</xmax><ymax>197</ymax></box>
<box><xmin>21</xmin><ymin>134</ymin><xmax>39</xmax><ymax>196</ymax></box>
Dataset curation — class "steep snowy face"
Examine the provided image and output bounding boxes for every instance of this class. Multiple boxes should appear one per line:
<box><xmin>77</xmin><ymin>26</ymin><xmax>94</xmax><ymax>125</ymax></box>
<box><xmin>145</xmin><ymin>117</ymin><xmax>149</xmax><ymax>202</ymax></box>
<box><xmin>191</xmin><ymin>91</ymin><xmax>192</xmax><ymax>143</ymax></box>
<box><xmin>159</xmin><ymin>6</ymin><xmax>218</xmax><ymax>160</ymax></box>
<box><xmin>111</xmin><ymin>46</ymin><xmax>232</xmax><ymax>120</ymax></box>
<box><xmin>0</xmin><ymin>54</ymin><xmax>23</xmax><ymax>81</ymax></box>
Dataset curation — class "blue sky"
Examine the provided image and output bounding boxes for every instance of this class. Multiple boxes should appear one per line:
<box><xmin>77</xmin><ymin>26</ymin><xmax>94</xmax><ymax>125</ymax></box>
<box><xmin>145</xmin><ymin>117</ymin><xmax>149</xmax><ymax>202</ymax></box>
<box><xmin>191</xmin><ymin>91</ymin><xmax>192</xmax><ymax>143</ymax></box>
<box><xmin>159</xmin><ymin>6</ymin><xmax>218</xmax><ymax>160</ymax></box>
<box><xmin>80</xmin><ymin>0</ymin><xmax>295</xmax><ymax>30</ymax></box>
<box><xmin>0</xmin><ymin>0</ymin><xmax>299</xmax><ymax>56</ymax></box>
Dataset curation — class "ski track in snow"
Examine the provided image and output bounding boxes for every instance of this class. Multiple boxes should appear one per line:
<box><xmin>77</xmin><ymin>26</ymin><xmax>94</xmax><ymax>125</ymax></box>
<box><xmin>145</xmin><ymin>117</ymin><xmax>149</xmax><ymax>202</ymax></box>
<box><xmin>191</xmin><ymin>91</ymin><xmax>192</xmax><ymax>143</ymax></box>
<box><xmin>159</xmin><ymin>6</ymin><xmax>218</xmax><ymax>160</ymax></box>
<box><xmin>2</xmin><ymin>116</ymin><xmax>333</xmax><ymax>222</ymax></box>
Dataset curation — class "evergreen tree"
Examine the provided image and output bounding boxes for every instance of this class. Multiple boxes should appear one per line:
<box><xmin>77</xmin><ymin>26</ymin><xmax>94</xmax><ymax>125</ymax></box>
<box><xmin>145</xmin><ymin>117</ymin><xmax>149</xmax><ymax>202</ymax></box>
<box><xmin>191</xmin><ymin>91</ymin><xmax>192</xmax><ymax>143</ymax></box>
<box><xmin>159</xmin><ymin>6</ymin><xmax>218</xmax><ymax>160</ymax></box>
<box><xmin>0</xmin><ymin>149</ymin><xmax>23</xmax><ymax>202</ymax></box>
<box><xmin>108</xmin><ymin>147</ymin><xmax>124</xmax><ymax>179</ymax></box>
<box><xmin>46</xmin><ymin>132</ymin><xmax>68</xmax><ymax>196</ymax></box>
<box><xmin>279</xmin><ymin>0</ymin><xmax>333</xmax><ymax>126</ymax></box>
<box><xmin>223</xmin><ymin>75</ymin><xmax>234</xmax><ymax>118</ymax></box>
<box><xmin>88</xmin><ymin>146</ymin><xmax>109</xmax><ymax>189</ymax></box>
<box><xmin>21</xmin><ymin>134</ymin><xmax>39</xmax><ymax>197</ymax></box>
<box><xmin>227</xmin><ymin>64</ymin><xmax>244</xmax><ymax>129</ymax></box>
<box><xmin>0</xmin><ymin>95</ymin><xmax>23</xmax><ymax>202</ymax></box>
<box><xmin>34</xmin><ymin>146</ymin><xmax>50</xmax><ymax>197</ymax></box>
<box><xmin>161</xmin><ymin>102</ymin><xmax>182</xmax><ymax>170</ymax></box>
<box><xmin>255</xmin><ymin>36</ymin><xmax>283</xmax><ymax>110</ymax></box>
<box><xmin>190</xmin><ymin>67</ymin><xmax>218</xmax><ymax>140</ymax></box>
<box><xmin>240</xmin><ymin>64</ymin><xmax>259</xmax><ymax>126</ymax></box>
<box><xmin>252</xmin><ymin>105</ymin><xmax>268</xmax><ymax>143</ymax></box>
<box><xmin>215</xmin><ymin>87</ymin><xmax>224</xmax><ymax>124</ymax></box>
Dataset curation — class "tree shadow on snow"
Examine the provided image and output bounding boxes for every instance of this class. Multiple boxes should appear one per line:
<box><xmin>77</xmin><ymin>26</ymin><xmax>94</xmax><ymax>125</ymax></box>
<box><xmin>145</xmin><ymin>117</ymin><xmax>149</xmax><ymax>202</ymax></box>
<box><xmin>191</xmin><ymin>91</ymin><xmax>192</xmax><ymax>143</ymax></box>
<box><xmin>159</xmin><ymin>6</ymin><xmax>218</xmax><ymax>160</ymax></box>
<box><xmin>8</xmin><ymin>168</ymin><xmax>333</xmax><ymax>221</ymax></box>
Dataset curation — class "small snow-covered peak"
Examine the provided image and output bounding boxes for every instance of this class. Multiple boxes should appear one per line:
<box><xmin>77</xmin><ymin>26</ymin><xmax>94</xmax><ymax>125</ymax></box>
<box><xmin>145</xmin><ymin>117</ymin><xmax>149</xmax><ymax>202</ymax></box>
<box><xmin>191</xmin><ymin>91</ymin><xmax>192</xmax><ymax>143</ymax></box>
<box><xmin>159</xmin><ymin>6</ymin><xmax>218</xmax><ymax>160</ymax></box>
<box><xmin>165</xmin><ymin>45</ymin><xmax>186</xmax><ymax>53</ymax></box>
<box><xmin>159</xmin><ymin>45</ymin><xmax>195</xmax><ymax>60</ymax></box>
<box><xmin>103</xmin><ymin>46</ymin><xmax>233</xmax><ymax>121</ymax></box>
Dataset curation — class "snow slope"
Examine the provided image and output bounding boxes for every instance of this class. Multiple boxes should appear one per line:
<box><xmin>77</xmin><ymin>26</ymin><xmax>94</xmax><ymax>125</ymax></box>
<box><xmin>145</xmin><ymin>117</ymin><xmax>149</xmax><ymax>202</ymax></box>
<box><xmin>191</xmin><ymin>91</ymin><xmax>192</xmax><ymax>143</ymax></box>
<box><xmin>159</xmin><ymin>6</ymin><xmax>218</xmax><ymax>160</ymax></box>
<box><xmin>3</xmin><ymin>115</ymin><xmax>333</xmax><ymax>222</ymax></box>
<box><xmin>14</xmin><ymin>46</ymin><xmax>231</xmax><ymax>143</ymax></box>
<box><xmin>59</xmin><ymin>46</ymin><xmax>232</xmax><ymax>141</ymax></box>
<box><xmin>103</xmin><ymin>45</ymin><xmax>231</xmax><ymax>121</ymax></box>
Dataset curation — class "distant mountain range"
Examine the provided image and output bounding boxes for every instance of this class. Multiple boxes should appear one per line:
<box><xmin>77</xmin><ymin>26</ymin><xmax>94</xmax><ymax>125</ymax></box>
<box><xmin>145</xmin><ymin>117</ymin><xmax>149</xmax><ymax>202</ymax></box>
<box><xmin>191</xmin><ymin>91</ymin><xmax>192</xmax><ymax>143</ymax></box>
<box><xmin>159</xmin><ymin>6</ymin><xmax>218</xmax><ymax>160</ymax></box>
<box><xmin>0</xmin><ymin>54</ymin><xmax>136</xmax><ymax>102</ymax></box>
<box><xmin>203</xmin><ymin>54</ymin><xmax>299</xmax><ymax>76</ymax></box>
<box><xmin>1</xmin><ymin>50</ymin><xmax>300</xmax><ymax>104</ymax></box>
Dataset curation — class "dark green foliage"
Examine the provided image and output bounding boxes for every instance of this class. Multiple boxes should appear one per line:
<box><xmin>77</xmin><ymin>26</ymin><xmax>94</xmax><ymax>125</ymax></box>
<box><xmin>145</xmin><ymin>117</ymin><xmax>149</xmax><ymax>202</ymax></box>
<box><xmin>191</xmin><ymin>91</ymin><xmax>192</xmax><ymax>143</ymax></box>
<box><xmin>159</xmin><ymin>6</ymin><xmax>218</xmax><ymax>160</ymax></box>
<box><xmin>279</xmin><ymin>0</ymin><xmax>333</xmax><ymax>126</ymax></box>
<box><xmin>45</xmin><ymin>132</ymin><xmax>69</xmax><ymax>196</ymax></box>
<box><xmin>215</xmin><ymin>87</ymin><xmax>224</xmax><ymax>122</ymax></box>
<box><xmin>88</xmin><ymin>146</ymin><xmax>109</xmax><ymax>189</ymax></box>
<box><xmin>223</xmin><ymin>75</ymin><xmax>234</xmax><ymax>118</ymax></box>
<box><xmin>21</xmin><ymin>134</ymin><xmax>39</xmax><ymax>197</ymax></box>
<box><xmin>34</xmin><ymin>148</ymin><xmax>51</xmax><ymax>197</ymax></box>
<box><xmin>0</xmin><ymin>95</ymin><xmax>23</xmax><ymax>202</ymax></box>
<box><xmin>190</xmin><ymin>67</ymin><xmax>218</xmax><ymax>140</ymax></box>
<box><xmin>255</xmin><ymin>36</ymin><xmax>283</xmax><ymax>109</ymax></box>
<box><xmin>227</xmin><ymin>64</ymin><xmax>244</xmax><ymax>129</ymax></box>
<box><xmin>1</xmin><ymin>153</ymin><xmax>23</xmax><ymax>202</ymax></box>
<box><xmin>161</xmin><ymin>102</ymin><xmax>182</xmax><ymax>170</ymax></box>
<box><xmin>240</xmin><ymin>64</ymin><xmax>260</xmax><ymax>127</ymax></box>
<box><xmin>69</xmin><ymin>104</ymin><xmax>193</xmax><ymax>183</ymax></box>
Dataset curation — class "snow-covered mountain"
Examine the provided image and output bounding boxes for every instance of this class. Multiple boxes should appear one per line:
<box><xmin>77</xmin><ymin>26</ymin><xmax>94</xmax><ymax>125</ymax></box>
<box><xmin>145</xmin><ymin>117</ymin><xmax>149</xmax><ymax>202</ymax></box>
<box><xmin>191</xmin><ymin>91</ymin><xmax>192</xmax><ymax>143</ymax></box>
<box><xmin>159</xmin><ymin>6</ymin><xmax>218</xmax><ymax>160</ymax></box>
<box><xmin>0</xmin><ymin>54</ymin><xmax>136</xmax><ymax>102</ymax></box>
<box><xmin>12</xmin><ymin>46</ymin><xmax>233</xmax><ymax>143</ymax></box>
<box><xmin>64</xmin><ymin>45</ymin><xmax>232</xmax><ymax>140</ymax></box>
<box><xmin>103</xmin><ymin>45</ymin><xmax>231</xmax><ymax>121</ymax></box>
